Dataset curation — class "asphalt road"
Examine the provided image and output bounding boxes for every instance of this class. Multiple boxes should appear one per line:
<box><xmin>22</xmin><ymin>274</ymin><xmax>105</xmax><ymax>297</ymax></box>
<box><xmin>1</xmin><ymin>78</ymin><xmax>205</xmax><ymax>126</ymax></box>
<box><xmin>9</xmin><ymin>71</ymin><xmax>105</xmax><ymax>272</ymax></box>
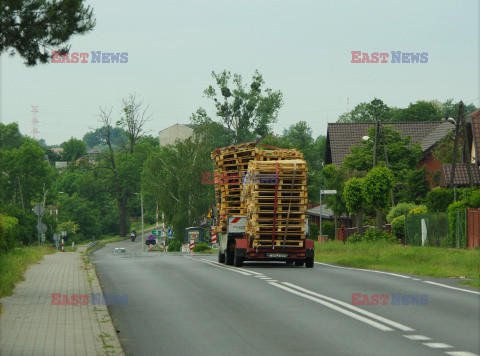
<box><xmin>92</xmin><ymin>239</ymin><xmax>480</xmax><ymax>356</ymax></box>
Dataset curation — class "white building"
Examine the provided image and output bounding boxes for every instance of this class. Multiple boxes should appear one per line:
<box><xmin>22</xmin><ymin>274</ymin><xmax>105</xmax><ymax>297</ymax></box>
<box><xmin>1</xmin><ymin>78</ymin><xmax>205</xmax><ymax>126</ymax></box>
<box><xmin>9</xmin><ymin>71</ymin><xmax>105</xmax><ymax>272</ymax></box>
<box><xmin>158</xmin><ymin>124</ymin><xmax>194</xmax><ymax>147</ymax></box>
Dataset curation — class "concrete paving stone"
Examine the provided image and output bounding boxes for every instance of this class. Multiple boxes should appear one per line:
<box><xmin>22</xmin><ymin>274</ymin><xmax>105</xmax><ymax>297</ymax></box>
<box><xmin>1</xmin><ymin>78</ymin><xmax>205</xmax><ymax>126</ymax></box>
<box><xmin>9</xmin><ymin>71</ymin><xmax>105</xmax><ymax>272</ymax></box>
<box><xmin>0</xmin><ymin>245</ymin><xmax>123</xmax><ymax>355</ymax></box>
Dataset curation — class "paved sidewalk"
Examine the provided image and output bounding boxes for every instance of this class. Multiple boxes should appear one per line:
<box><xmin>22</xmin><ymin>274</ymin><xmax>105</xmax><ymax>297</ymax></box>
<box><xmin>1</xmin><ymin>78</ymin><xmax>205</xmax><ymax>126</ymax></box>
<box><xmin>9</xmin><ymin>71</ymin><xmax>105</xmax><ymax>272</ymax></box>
<box><xmin>0</xmin><ymin>245</ymin><xmax>124</xmax><ymax>356</ymax></box>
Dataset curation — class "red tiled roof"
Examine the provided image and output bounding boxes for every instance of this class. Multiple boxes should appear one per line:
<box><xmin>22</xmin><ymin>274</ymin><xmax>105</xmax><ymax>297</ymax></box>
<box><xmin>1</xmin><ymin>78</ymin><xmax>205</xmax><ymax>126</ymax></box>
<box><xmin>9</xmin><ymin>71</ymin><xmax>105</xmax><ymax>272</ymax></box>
<box><xmin>439</xmin><ymin>163</ymin><xmax>480</xmax><ymax>187</ymax></box>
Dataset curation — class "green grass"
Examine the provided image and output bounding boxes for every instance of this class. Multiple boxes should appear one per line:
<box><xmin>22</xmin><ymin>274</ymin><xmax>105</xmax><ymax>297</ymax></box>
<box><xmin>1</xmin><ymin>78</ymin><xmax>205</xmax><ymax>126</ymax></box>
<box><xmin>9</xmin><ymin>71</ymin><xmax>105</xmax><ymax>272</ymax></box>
<box><xmin>314</xmin><ymin>240</ymin><xmax>480</xmax><ymax>288</ymax></box>
<box><xmin>0</xmin><ymin>245</ymin><xmax>56</xmax><ymax>298</ymax></box>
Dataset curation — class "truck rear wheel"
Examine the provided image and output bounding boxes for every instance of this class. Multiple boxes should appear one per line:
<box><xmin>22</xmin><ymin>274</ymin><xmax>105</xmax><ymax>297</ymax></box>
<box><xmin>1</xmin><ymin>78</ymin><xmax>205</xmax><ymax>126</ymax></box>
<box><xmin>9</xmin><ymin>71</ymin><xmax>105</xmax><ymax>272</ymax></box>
<box><xmin>225</xmin><ymin>250</ymin><xmax>234</xmax><ymax>265</ymax></box>
<box><xmin>234</xmin><ymin>249</ymin><xmax>244</xmax><ymax>267</ymax></box>
<box><xmin>305</xmin><ymin>257</ymin><xmax>314</xmax><ymax>268</ymax></box>
<box><xmin>218</xmin><ymin>250</ymin><xmax>225</xmax><ymax>263</ymax></box>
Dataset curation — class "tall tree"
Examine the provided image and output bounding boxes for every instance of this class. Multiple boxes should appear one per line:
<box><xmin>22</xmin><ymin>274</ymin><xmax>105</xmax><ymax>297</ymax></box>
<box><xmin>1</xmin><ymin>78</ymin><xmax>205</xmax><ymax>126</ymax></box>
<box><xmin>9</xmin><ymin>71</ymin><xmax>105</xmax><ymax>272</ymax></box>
<box><xmin>344</xmin><ymin>177</ymin><xmax>365</xmax><ymax>235</ymax></box>
<box><xmin>337</xmin><ymin>98</ymin><xmax>392</xmax><ymax>123</ymax></box>
<box><xmin>202</xmin><ymin>70</ymin><xmax>283</xmax><ymax>144</ymax></box>
<box><xmin>116</xmin><ymin>94</ymin><xmax>151</xmax><ymax>154</ymax></box>
<box><xmin>96</xmin><ymin>96</ymin><xmax>151</xmax><ymax>237</ymax></box>
<box><xmin>362</xmin><ymin>166</ymin><xmax>394</xmax><ymax>229</ymax></box>
<box><xmin>343</xmin><ymin>125</ymin><xmax>422</xmax><ymax>174</ymax></box>
<box><xmin>1</xmin><ymin>0</ymin><xmax>95</xmax><ymax>66</ymax></box>
<box><xmin>141</xmin><ymin>138</ymin><xmax>214</xmax><ymax>240</ymax></box>
<box><xmin>0</xmin><ymin>122</ymin><xmax>25</xmax><ymax>150</ymax></box>
<box><xmin>61</xmin><ymin>138</ymin><xmax>87</xmax><ymax>161</ymax></box>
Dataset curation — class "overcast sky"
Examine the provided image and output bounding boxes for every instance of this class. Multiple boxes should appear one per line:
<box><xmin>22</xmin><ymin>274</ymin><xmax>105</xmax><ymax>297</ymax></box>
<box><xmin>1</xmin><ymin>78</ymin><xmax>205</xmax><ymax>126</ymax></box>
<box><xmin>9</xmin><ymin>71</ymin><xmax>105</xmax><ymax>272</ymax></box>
<box><xmin>1</xmin><ymin>0</ymin><xmax>479</xmax><ymax>146</ymax></box>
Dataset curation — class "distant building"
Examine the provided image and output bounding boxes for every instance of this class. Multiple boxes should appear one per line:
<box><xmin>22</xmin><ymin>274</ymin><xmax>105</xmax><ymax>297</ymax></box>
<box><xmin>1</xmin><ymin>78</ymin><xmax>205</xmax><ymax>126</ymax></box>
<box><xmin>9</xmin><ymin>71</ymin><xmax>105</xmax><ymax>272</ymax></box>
<box><xmin>158</xmin><ymin>124</ymin><xmax>194</xmax><ymax>147</ymax></box>
<box><xmin>324</xmin><ymin>121</ymin><xmax>455</xmax><ymax>187</ymax></box>
<box><xmin>51</xmin><ymin>147</ymin><xmax>64</xmax><ymax>155</ymax></box>
<box><xmin>55</xmin><ymin>161</ymin><xmax>68</xmax><ymax>169</ymax></box>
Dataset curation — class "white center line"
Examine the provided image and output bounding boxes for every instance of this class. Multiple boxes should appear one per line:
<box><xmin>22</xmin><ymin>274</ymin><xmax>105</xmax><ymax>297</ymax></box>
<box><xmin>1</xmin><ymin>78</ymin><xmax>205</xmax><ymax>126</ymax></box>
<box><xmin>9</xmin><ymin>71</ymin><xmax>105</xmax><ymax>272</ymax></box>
<box><xmin>403</xmin><ymin>335</ymin><xmax>432</xmax><ymax>341</ymax></box>
<box><xmin>423</xmin><ymin>343</ymin><xmax>453</xmax><ymax>349</ymax></box>
<box><xmin>269</xmin><ymin>282</ymin><xmax>394</xmax><ymax>332</ymax></box>
<box><xmin>282</xmin><ymin>282</ymin><xmax>414</xmax><ymax>332</ymax></box>
<box><xmin>445</xmin><ymin>351</ymin><xmax>480</xmax><ymax>356</ymax></box>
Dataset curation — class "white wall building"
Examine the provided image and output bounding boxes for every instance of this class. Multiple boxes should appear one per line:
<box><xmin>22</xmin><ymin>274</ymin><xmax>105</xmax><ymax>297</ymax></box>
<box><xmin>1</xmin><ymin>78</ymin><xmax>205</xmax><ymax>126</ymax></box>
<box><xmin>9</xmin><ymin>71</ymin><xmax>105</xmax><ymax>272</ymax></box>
<box><xmin>158</xmin><ymin>124</ymin><xmax>194</xmax><ymax>147</ymax></box>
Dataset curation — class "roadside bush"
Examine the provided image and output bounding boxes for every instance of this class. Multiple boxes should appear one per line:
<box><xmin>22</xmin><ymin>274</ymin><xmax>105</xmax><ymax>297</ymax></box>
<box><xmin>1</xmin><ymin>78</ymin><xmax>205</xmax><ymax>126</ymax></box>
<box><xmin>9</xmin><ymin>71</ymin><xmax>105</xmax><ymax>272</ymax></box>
<box><xmin>386</xmin><ymin>203</ymin><xmax>416</xmax><ymax>223</ymax></box>
<box><xmin>322</xmin><ymin>221</ymin><xmax>336</xmax><ymax>240</ymax></box>
<box><xmin>0</xmin><ymin>215</ymin><xmax>19</xmax><ymax>254</ymax></box>
<box><xmin>408</xmin><ymin>205</ymin><xmax>427</xmax><ymax>215</ymax></box>
<box><xmin>167</xmin><ymin>239</ymin><xmax>182</xmax><ymax>252</ymax></box>
<box><xmin>390</xmin><ymin>215</ymin><xmax>406</xmax><ymax>240</ymax></box>
<box><xmin>363</xmin><ymin>228</ymin><xmax>393</xmax><ymax>242</ymax></box>
<box><xmin>447</xmin><ymin>200</ymin><xmax>467</xmax><ymax>248</ymax></box>
<box><xmin>347</xmin><ymin>233</ymin><xmax>363</xmax><ymax>243</ymax></box>
<box><xmin>466</xmin><ymin>189</ymin><xmax>480</xmax><ymax>209</ymax></box>
<box><xmin>426</xmin><ymin>188</ymin><xmax>453</xmax><ymax>212</ymax></box>
<box><xmin>193</xmin><ymin>242</ymin><xmax>210</xmax><ymax>252</ymax></box>
<box><xmin>309</xmin><ymin>222</ymin><xmax>319</xmax><ymax>240</ymax></box>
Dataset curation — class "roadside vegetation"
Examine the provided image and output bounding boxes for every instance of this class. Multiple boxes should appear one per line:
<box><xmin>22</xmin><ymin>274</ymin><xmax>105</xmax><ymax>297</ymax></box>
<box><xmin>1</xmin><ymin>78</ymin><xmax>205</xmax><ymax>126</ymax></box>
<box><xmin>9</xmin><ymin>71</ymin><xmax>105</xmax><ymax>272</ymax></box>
<box><xmin>0</xmin><ymin>246</ymin><xmax>56</xmax><ymax>300</ymax></box>
<box><xmin>314</xmin><ymin>240</ymin><xmax>480</xmax><ymax>289</ymax></box>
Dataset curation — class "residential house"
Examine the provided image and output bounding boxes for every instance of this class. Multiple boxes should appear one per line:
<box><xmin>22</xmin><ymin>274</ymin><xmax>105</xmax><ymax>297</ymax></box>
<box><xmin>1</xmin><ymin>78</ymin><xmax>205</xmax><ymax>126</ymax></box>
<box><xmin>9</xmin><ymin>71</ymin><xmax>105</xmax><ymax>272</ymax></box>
<box><xmin>439</xmin><ymin>108</ymin><xmax>480</xmax><ymax>187</ymax></box>
<box><xmin>324</xmin><ymin>121</ymin><xmax>456</xmax><ymax>186</ymax></box>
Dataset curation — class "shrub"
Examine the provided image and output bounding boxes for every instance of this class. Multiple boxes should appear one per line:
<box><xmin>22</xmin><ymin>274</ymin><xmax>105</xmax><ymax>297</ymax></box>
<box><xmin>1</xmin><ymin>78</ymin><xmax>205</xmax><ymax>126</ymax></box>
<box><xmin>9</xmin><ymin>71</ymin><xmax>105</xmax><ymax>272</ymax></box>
<box><xmin>447</xmin><ymin>200</ymin><xmax>467</xmax><ymax>248</ymax></box>
<box><xmin>322</xmin><ymin>221</ymin><xmax>336</xmax><ymax>240</ymax></box>
<box><xmin>363</xmin><ymin>228</ymin><xmax>392</xmax><ymax>242</ymax></box>
<box><xmin>167</xmin><ymin>239</ymin><xmax>182</xmax><ymax>252</ymax></box>
<box><xmin>0</xmin><ymin>215</ymin><xmax>18</xmax><ymax>254</ymax></box>
<box><xmin>426</xmin><ymin>188</ymin><xmax>454</xmax><ymax>212</ymax></box>
<box><xmin>309</xmin><ymin>222</ymin><xmax>319</xmax><ymax>240</ymax></box>
<box><xmin>390</xmin><ymin>215</ymin><xmax>406</xmax><ymax>240</ymax></box>
<box><xmin>408</xmin><ymin>205</ymin><xmax>427</xmax><ymax>215</ymax></box>
<box><xmin>466</xmin><ymin>189</ymin><xmax>480</xmax><ymax>209</ymax></box>
<box><xmin>193</xmin><ymin>242</ymin><xmax>210</xmax><ymax>252</ymax></box>
<box><xmin>347</xmin><ymin>233</ymin><xmax>363</xmax><ymax>243</ymax></box>
<box><xmin>386</xmin><ymin>203</ymin><xmax>416</xmax><ymax>223</ymax></box>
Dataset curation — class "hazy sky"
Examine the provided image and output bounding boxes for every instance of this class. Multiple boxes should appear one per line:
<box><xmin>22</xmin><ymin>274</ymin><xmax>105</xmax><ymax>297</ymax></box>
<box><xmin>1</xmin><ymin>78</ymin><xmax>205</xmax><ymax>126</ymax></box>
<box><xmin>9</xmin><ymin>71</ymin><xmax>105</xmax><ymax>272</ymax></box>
<box><xmin>1</xmin><ymin>0</ymin><xmax>479</xmax><ymax>146</ymax></box>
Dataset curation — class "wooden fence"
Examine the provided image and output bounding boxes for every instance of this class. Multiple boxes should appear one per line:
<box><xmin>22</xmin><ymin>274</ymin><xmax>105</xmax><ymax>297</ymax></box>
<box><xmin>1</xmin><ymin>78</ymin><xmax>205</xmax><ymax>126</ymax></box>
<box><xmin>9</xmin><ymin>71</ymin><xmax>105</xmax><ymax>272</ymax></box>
<box><xmin>467</xmin><ymin>209</ymin><xmax>480</xmax><ymax>249</ymax></box>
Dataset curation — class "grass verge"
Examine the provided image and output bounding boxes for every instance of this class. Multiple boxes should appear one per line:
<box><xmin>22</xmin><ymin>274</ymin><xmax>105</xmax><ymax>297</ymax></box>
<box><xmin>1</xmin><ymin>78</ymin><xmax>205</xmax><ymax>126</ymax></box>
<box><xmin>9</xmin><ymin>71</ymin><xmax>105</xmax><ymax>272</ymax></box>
<box><xmin>314</xmin><ymin>240</ymin><xmax>480</xmax><ymax>289</ymax></box>
<box><xmin>0</xmin><ymin>245</ymin><xmax>56</xmax><ymax>303</ymax></box>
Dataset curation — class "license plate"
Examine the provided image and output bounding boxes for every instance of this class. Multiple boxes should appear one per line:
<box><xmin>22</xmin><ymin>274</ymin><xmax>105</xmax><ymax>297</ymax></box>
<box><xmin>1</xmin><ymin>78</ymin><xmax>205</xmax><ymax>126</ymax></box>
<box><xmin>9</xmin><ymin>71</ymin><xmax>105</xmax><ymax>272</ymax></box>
<box><xmin>267</xmin><ymin>253</ymin><xmax>288</xmax><ymax>258</ymax></box>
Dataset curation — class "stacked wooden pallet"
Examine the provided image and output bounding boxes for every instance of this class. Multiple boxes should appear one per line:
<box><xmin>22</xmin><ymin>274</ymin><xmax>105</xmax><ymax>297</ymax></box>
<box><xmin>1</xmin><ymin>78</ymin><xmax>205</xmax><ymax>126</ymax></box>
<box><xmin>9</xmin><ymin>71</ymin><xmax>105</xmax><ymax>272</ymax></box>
<box><xmin>242</xmin><ymin>160</ymin><xmax>308</xmax><ymax>247</ymax></box>
<box><xmin>211</xmin><ymin>142</ymin><xmax>260</xmax><ymax>233</ymax></box>
<box><xmin>258</xmin><ymin>149</ymin><xmax>304</xmax><ymax>161</ymax></box>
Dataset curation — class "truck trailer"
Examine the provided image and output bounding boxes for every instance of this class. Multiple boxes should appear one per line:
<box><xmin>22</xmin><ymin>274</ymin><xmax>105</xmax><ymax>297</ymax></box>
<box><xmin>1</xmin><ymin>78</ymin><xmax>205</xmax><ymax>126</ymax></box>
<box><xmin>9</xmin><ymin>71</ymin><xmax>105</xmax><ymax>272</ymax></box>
<box><xmin>212</xmin><ymin>143</ymin><xmax>314</xmax><ymax>268</ymax></box>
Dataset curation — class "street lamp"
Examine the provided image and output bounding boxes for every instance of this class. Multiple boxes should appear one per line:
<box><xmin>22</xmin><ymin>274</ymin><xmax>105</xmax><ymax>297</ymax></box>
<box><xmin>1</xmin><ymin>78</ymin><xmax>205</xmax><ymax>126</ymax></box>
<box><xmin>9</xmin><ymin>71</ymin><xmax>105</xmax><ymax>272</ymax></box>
<box><xmin>134</xmin><ymin>192</ymin><xmax>144</xmax><ymax>253</ymax></box>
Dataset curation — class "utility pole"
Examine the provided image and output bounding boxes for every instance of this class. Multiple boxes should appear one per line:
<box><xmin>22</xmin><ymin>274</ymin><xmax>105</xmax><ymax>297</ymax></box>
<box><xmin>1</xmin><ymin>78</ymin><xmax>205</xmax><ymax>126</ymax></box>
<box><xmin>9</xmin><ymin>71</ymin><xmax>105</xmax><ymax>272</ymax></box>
<box><xmin>449</xmin><ymin>102</ymin><xmax>473</xmax><ymax>188</ymax></box>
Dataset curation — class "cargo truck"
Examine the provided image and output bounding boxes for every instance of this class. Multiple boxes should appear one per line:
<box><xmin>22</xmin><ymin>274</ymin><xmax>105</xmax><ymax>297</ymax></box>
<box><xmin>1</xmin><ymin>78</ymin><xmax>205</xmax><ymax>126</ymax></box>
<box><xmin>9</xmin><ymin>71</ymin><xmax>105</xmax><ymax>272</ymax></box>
<box><xmin>217</xmin><ymin>216</ymin><xmax>314</xmax><ymax>267</ymax></box>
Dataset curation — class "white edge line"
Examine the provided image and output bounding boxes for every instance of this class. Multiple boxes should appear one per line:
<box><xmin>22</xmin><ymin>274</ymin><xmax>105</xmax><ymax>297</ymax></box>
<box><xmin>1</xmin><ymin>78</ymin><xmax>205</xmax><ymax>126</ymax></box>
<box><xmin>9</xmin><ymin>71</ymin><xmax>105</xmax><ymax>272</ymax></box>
<box><xmin>315</xmin><ymin>262</ymin><xmax>410</xmax><ymax>279</ymax></box>
<box><xmin>269</xmin><ymin>282</ymin><xmax>394</xmax><ymax>332</ymax></box>
<box><xmin>422</xmin><ymin>281</ymin><xmax>480</xmax><ymax>295</ymax></box>
<box><xmin>282</xmin><ymin>282</ymin><xmax>414</xmax><ymax>332</ymax></box>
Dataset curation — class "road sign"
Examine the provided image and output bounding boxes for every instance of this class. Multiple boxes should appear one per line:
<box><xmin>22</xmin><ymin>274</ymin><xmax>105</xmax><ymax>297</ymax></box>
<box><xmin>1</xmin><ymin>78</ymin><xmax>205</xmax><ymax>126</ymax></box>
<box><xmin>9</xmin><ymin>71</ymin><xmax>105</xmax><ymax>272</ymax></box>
<box><xmin>36</xmin><ymin>222</ymin><xmax>47</xmax><ymax>234</ymax></box>
<box><xmin>53</xmin><ymin>233</ymin><xmax>60</xmax><ymax>242</ymax></box>
<box><xmin>152</xmin><ymin>230</ymin><xmax>161</xmax><ymax>236</ymax></box>
<box><xmin>167</xmin><ymin>229</ymin><xmax>173</xmax><ymax>236</ymax></box>
<box><xmin>320</xmin><ymin>190</ymin><xmax>337</xmax><ymax>195</ymax></box>
<box><xmin>32</xmin><ymin>203</ymin><xmax>46</xmax><ymax>216</ymax></box>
